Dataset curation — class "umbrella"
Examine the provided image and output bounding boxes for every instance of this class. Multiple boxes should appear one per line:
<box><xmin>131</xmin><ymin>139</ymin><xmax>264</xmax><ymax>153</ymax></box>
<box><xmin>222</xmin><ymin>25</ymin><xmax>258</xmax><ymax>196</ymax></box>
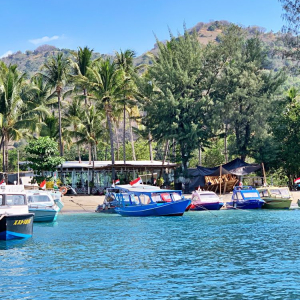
<box><xmin>294</xmin><ymin>177</ymin><xmax>300</xmax><ymax>184</ymax></box>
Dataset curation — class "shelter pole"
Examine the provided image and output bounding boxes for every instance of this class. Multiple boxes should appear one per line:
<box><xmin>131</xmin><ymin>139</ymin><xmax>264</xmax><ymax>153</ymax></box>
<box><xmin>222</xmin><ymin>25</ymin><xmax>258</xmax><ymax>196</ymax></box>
<box><xmin>262</xmin><ymin>162</ymin><xmax>267</xmax><ymax>186</ymax></box>
<box><xmin>219</xmin><ymin>165</ymin><xmax>222</xmax><ymax>196</ymax></box>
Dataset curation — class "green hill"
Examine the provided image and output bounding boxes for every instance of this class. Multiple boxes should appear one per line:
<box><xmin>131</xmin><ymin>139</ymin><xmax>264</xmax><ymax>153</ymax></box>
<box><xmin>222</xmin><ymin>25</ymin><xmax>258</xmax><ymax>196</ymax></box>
<box><xmin>0</xmin><ymin>21</ymin><xmax>293</xmax><ymax>76</ymax></box>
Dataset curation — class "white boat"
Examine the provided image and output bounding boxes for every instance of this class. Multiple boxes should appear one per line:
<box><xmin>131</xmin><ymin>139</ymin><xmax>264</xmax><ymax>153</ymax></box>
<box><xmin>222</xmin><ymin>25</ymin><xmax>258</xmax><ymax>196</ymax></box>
<box><xmin>26</xmin><ymin>191</ymin><xmax>61</xmax><ymax>222</ymax></box>
<box><xmin>0</xmin><ymin>188</ymin><xmax>34</xmax><ymax>240</ymax></box>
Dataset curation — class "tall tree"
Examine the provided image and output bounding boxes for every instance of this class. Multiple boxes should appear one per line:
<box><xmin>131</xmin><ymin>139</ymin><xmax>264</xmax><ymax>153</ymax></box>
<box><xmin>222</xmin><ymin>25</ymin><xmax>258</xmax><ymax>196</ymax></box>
<box><xmin>115</xmin><ymin>49</ymin><xmax>137</xmax><ymax>163</ymax></box>
<box><xmin>212</xmin><ymin>25</ymin><xmax>286</xmax><ymax>160</ymax></box>
<box><xmin>87</xmin><ymin>58</ymin><xmax>128</xmax><ymax>180</ymax></box>
<box><xmin>0</xmin><ymin>62</ymin><xmax>40</xmax><ymax>174</ymax></box>
<box><xmin>142</xmin><ymin>29</ymin><xmax>217</xmax><ymax>173</ymax></box>
<box><xmin>70</xmin><ymin>46</ymin><xmax>93</xmax><ymax>106</ymax></box>
<box><xmin>39</xmin><ymin>53</ymin><xmax>70</xmax><ymax>156</ymax></box>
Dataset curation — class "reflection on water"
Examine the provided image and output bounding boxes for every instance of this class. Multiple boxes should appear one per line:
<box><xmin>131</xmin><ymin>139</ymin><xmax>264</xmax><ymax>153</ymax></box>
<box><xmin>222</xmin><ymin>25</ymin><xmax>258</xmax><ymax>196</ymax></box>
<box><xmin>1</xmin><ymin>210</ymin><xmax>300</xmax><ymax>299</ymax></box>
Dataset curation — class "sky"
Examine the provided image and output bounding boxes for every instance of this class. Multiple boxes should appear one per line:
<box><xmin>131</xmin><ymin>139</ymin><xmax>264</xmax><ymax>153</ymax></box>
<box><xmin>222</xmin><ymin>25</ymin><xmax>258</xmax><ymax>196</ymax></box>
<box><xmin>0</xmin><ymin>0</ymin><xmax>285</xmax><ymax>58</ymax></box>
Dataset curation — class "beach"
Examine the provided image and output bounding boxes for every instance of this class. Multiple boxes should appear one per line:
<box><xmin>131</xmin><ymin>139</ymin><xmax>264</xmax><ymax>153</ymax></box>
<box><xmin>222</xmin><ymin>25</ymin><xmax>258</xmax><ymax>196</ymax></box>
<box><xmin>59</xmin><ymin>190</ymin><xmax>300</xmax><ymax>213</ymax></box>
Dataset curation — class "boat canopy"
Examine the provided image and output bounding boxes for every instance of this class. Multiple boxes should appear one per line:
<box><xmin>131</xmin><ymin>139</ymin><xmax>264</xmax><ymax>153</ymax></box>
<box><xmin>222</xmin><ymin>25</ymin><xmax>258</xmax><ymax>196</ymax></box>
<box><xmin>116</xmin><ymin>184</ymin><xmax>182</xmax><ymax>196</ymax></box>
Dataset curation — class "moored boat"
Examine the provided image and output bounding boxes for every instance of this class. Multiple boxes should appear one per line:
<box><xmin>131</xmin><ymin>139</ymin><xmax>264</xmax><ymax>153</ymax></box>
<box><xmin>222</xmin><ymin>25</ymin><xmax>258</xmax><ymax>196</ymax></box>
<box><xmin>114</xmin><ymin>185</ymin><xmax>191</xmax><ymax>217</ymax></box>
<box><xmin>226</xmin><ymin>186</ymin><xmax>265</xmax><ymax>209</ymax></box>
<box><xmin>27</xmin><ymin>191</ymin><xmax>61</xmax><ymax>222</ymax></box>
<box><xmin>257</xmin><ymin>187</ymin><xmax>292</xmax><ymax>209</ymax></box>
<box><xmin>0</xmin><ymin>191</ymin><xmax>34</xmax><ymax>240</ymax></box>
<box><xmin>189</xmin><ymin>190</ymin><xmax>224</xmax><ymax>211</ymax></box>
<box><xmin>95</xmin><ymin>188</ymin><xmax>119</xmax><ymax>214</ymax></box>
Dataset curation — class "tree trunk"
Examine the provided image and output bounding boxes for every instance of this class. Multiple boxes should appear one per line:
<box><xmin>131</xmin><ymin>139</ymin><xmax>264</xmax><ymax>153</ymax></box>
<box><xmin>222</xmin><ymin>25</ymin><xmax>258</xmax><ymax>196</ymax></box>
<box><xmin>160</xmin><ymin>140</ymin><xmax>169</xmax><ymax>178</ymax></box>
<box><xmin>224</xmin><ymin>123</ymin><xmax>228</xmax><ymax>163</ymax></box>
<box><xmin>83</xmin><ymin>88</ymin><xmax>88</xmax><ymax>107</ymax></box>
<box><xmin>116</xmin><ymin>127</ymin><xmax>120</xmax><ymax>161</ymax></box>
<box><xmin>129</xmin><ymin>117</ymin><xmax>136</xmax><ymax>161</ymax></box>
<box><xmin>1</xmin><ymin>134</ymin><xmax>4</xmax><ymax>173</ymax></box>
<box><xmin>198</xmin><ymin>144</ymin><xmax>202</xmax><ymax>166</ymax></box>
<box><xmin>78</xmin><ymin>144</ymin><xmax>81</xmax><ymax>163</ymax></box>
<box><xmin>57</xmin><ymin>91</ymin><xmax>63</xmax><ymax>157</ymax></box>
<box><xmin>88</xmin><ymin>144</ymin><xmax>92</xmax><ymax>164</ymax></box>
<box><xmin>123</xmin><ymin>103</ymin><xmax>126</xmax><ymax>164</ymax></box>
<box><xmin>94</xmin><ymin>144</ymin><xmax>97</xmax><ymax>161</ymax></box>
<box><xmin>5</xmin><ymin>133</ymin><xmax>8</xmax><ymax>176</ymax></box>
<box><xmin>107</xmin><ymin>111</ymin><xmax>115</xmax><ymax>180</ymax></box>
<box><xmin>148</xmin><ymin>132</ymin><xmax>153</xmax><ymax>162</ymax></box>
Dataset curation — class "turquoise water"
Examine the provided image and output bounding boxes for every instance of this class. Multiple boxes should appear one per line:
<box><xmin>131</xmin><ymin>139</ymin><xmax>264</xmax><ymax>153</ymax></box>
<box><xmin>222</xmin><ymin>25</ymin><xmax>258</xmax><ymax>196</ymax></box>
<box><xmin>1</xmin><ymin>210</ymin><xmax>300</xmax><ymax>299</ymax></box>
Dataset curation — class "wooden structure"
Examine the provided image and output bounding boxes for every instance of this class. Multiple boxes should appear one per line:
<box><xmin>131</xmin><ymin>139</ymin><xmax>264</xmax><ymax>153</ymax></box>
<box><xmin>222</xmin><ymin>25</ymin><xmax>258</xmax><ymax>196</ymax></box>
<box><xmin>204</xmin><ymin>174</ymin><xmax>238</xmax><ymax>194</ymax></box>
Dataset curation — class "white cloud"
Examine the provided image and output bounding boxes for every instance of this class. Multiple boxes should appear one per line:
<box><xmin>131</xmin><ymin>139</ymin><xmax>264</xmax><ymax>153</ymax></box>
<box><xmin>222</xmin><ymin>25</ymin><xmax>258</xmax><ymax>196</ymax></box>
<box><xmin>29</xmin><ymin>35</ymin><xmax>61</xmax><ymax>45</ymax></box>
<box><xmin>0</xmin><ymin>50</ymin><xmax>13</xmax><ymax>58</ymax></box>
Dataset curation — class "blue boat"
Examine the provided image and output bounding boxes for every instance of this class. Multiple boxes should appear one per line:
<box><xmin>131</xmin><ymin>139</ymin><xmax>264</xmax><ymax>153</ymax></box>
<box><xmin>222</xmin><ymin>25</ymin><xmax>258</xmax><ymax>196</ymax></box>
<box><xmin>226</xmin><ymin>186</ymin><xmax>265</xmax><ymax>209</ymax></box>
<box><xmin>114</xmin><ymin>185</ymin><xmax>191</xmax><ymax>217</ymax></box>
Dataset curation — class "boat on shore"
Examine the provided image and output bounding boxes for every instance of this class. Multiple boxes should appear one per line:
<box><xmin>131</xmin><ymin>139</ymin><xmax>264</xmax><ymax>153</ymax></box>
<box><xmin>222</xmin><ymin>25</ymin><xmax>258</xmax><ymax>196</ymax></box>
<box><xmin>189</xmin><ymin>190</ymin><xmax>224</xmax><ymax>211</ymax></box>
<box><xmin>257</xmin><ymin>187</ymin><xmax>293</xmax><ymax>209</ymax></box>
<box><xmin>226</xmin><ymin>186</ymin><xmax>265</xmax><ymax>209</ymax></box>
<box><xmin>114</xmin><ymin>185</ymin><xmax>191</xmax><ymax>217</ymax></box>
<box><xmin>0</xmin><ymin>191</ymin><xmax>34</xmax><ymax>240</ymax></box>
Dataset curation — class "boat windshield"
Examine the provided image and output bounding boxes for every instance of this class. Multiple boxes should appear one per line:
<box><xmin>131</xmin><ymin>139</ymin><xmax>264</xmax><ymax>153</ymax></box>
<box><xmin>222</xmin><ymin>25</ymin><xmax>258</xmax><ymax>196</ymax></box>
<box><xmin>242</xmin><ymin>192</ymin><xmax>260</xmax><ymax>199</ymax></box>
<box><xmin>270</xmin><ymin>188</ymin><xmax>290</xmax><ymax>198</ymax></box>
<box><xmin>28</xmin><ymin>195</ymin><xmax>51</xmax><ymax>203</ymax></box>
<box><xmin>200</xmin><ymin>194</ymin><xmax>219</xmax><ymax>201</ymax></box>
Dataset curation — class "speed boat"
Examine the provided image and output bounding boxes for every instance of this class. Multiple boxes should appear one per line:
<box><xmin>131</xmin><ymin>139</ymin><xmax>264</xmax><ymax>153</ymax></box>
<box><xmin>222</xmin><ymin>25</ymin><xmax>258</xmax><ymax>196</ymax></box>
<box><xmin>114</xmin><ymin>185</ymin><xmax>191</xmax><ymax>217</ymax></box>
<box><xmin>0</xmin><ymin>189</ymin><xmax>34</xmax><ymax>240</ymax></box>
<box><xmin>27</xmin><ymin>191</ymin><xmax>61</xmax><ymax>222</ymax></box>
<box><xmin>189</xmin><ymin>190</ymin><xmax>224</xmax><ymax>210</ymax></box>
<box><xmin>257</xmin><ymin>187</ymin><xmax>292</xmax><ymax>209</ymax></box>
<box><xmin>226</xmin><ymin>186</ymin><xmax>265</xmax><ymax>209</ymax></box>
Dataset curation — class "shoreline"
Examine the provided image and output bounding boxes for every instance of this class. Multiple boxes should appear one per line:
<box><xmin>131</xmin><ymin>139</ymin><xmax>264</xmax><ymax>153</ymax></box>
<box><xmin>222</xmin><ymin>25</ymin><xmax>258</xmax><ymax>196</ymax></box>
<box><xmin>58</xmin><ymin>190</ymin><xmax>300</xmax><ymax>214</ymax></box>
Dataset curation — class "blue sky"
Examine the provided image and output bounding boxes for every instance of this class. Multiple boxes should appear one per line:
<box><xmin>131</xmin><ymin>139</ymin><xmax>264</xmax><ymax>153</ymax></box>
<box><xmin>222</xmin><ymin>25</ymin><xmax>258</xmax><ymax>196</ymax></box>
<box><xmin>0</xmin><ymin>0</ymin><xmax>285</xmax><ymax>58</ymax></box>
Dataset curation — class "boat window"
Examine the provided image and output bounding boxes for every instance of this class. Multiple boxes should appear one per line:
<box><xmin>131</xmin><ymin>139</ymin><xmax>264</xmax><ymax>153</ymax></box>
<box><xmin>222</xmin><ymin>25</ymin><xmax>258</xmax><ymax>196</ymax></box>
<box><xmin>6</xmin><ymin>194</ymin><xmax>25</xmax><ymax>205</ymax></box>
<box><xmin>270</xmin><ymin>189</ymin><xmax>281</xmax><ymax>196</ymax></box>
<box><xmin>242</xmin><ymin>192</ymin><xmax>259</xmax><ymax>199</ymax></box>
<box><xmin>192</xmin><ymin>195</ymin><xmax>199</xmax><ymax>201</ymax></box>
<box><xmin>235</xmin><ymin>192</ymin><xmax>243</xmax><ymax>200</ymax></box>
<box><xmin>140</xmin><ymin>194</ymin><xmax>151</xmax><ymax>205</ymax></box>
<box><xmin>151</xmin><ymin>193</ymin><xmax>161</xmax><ymax>202</ymax></box>
<box><xmin>172</xmin><ymin>193</ymin><xmax>182</xmax><ymax>201</ymax></box>
<box><xmin>130</xmin><ymin>194</ymin><xmax>140</xmax><ymax>205</ymax></box>
<box><xmin>259</xmin><ymin>190</ymin><xmax>269</xmax><ymax>197</ymax></box>
<box><xmin>28</xmin><ymin>195</ymin><xmax>51</xmax><ymax>203</ymax></box>
<box><xmin>0</xmin><ymin>195</ymin><xmax>3</xmax><ymax>205</ymax></box>
<box><xmin>161</xmin><ymin>193</ymin><xmax>172</xmax><ymax>202</ymax></box>
<box><xmin>279</xmin><ymin>188</ymin><xmax>290</xmax><ymax>198</ymax></box>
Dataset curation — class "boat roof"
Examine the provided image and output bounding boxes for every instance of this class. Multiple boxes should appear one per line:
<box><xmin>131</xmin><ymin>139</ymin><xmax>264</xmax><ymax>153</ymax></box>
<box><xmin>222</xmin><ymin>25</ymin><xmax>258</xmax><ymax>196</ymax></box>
<box><xmin>116</xmin><ymin>184</ymin><xmax>182</xmax><ymax>195</ymax></box>
<box><xmin>256</xmin><ymin>186</ymin><xmax>289</xmax><ymax>190</ymax></box>
<box><xmin>193</xmin><ymin>190</ymin><xmax>218</xmax><ymax>195</ymax></box>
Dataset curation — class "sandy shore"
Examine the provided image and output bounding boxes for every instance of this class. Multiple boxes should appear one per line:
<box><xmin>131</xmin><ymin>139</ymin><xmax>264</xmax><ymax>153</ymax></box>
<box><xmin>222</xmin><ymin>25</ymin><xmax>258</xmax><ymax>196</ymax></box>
<box><xmin>59</xmin><ymin>190</ymin><xmax>300</xmax><ymax>213</ymax></box>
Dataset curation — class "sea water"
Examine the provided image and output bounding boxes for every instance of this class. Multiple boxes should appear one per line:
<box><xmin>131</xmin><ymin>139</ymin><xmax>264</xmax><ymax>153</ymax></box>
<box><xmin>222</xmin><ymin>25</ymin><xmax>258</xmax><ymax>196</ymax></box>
<box><xmin>1</xmin><ymin>210</ymin><xmax>300</xmax><ymax>300</ymax></box>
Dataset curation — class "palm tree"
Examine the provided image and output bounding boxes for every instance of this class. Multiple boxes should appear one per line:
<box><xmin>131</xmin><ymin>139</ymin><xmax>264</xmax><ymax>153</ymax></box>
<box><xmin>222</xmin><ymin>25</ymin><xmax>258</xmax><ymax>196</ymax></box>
<box><xmin>39</xmin><ymin>53</ymin><xmax>70</xmax><ymax>156</ymax></box>
<box><xmin>88</xmin><ymin>58</ymin><xmax>128</xmax><ymax>180</ymax></box>
<box><xmin>63</xmin><ymin>98</ymin><xmax>85</xmax><ymax>162</ymax></box>
<box><xmin>0</xmin><ymin>62</ymin><xmax>40</xmax><ymax>174</ymax></box>
<box><xmin>115</xmin><ymin>49</ymin><xmax>138</xmax><ymax>163</ymax></box>
<box><xmin>70</xmin><ymin>46</ymin><xmax>93</xmax><ymax>107</ymax></box>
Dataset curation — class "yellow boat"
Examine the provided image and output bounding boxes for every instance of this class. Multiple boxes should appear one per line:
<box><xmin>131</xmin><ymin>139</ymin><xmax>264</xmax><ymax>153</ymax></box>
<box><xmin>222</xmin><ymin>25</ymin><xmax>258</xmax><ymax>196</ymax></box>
<box><xmin>257</xmin><ymin>187</ymin><xmax>292</xmax><ymax>209</ymax></box>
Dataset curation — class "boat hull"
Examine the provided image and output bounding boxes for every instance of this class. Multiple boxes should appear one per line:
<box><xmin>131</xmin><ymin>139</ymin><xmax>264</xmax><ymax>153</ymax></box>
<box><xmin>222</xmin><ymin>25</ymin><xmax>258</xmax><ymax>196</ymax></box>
<box><xmin>115</xmin><ymin>199</ymin><xmax>191</xmax><ymax>217</ymax></box>
<box><xmin>262</xmin><ymin>198</ymin><xmax>292</xmax><ymax>209</ymax></box>
<box><xmin>226</xmin><ymin>200</ymin><xmax>264</xmax><ymax>209</ymax></box>
<box><xmin>0</xmin><ymin>213</ymin><xmax>34</xmax><ymax>240</ymax></box>
<box><xmin>190</xmin><ymin>202</ymin><xmax>224</xmax><ymax>211</ymax></box>
<box><xmin>29</xmin><ymin>208</ymin><xmax>58</xmax><ymax>222</ymax></box>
